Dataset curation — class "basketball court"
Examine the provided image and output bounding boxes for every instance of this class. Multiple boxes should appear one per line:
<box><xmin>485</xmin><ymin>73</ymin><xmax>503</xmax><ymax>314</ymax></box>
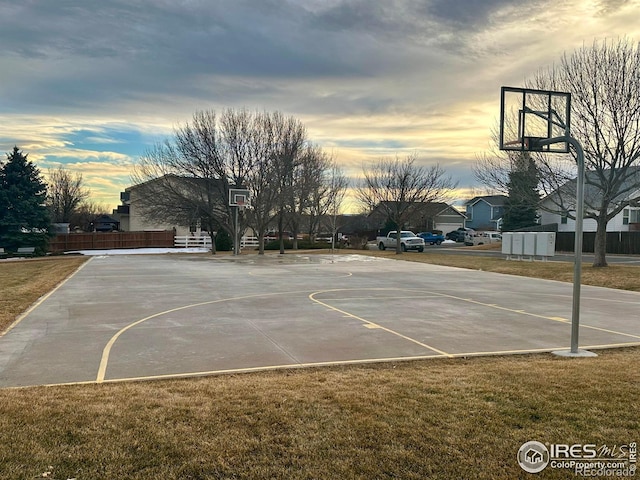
<box><xmin>1</xmin><ymin>253</ymin><xmax>639</xmax><ymax>388</ymax></box>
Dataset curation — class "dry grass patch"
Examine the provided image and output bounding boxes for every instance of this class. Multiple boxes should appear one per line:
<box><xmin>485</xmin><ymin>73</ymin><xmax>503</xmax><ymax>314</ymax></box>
<box><xmin>0</xmin><ymin>256</ymin><xmax>87</xmax><ymax>333</ymax></box>
<box><xmin>353</xmin><ymin>249</ymin><xmax>640</xmax><ymax>292</ymax></box>
<box><xmin>0</xmin><ymin>349</ymin><xmax>638</xmax><ymax>479</ymax></box>
<box><xmin>1</xmin><ymin>254</ymin><xmax>639</xmax><ymax>478</ymax></box>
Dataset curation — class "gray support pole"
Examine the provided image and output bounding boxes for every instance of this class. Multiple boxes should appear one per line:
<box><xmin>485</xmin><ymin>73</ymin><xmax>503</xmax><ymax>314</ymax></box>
<box><xmin>536</xmin><ymin>134</ymin><xmax>594</xmax><ymax>357</ymax></box>
<box><xmin>567</xmin><ymin>136</ymin><xmax>585</xmax><ymax>354</ymax></box>
<box><xmin>234</xmin><ymin>206</ymin><xmax>239</xmax><ymax>256</ymax></box>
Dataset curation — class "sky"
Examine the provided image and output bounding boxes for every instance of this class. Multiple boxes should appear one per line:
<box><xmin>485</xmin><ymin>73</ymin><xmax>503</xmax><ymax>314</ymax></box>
<box><xmin>1</xmin><ymin>0</ymin><xmax>639</xmax><ymax>213</ymax></box>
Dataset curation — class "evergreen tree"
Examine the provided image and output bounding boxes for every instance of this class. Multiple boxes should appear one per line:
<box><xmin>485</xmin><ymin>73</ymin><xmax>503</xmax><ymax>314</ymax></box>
<box><xmin>502</xmin><ymin>153</ymin><xmax>540</xmax><ymax>231</ymax></box>
<box><xmin>0</xmin><ymin>147</ymin><xmax>50</xmax><ymax>253</ymax></box>
<box><xmin>214</xmin><ymin>228</ymin><xmax>233</xmax><ymax>251</ymax></box>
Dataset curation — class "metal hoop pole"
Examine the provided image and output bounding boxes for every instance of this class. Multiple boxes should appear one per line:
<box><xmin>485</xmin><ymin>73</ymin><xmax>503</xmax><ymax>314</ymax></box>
<box><xmin>234</xmin><ymin>206</ymin><xmax>239</xmax><ymax>256</ymax></box>
<box><xmin>537</xmin><ymin>134</ymin><xmax>585</xmax><ymax>354</ymax></box>
<box><xmin>567</xmin><ymin>135</ymin><xmax>585</xmax><ymax>354</ymax></box>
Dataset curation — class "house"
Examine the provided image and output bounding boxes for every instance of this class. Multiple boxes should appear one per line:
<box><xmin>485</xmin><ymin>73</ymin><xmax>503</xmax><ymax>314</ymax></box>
<box><xmin>421</xmin><ymin>202</ymin><xmax>467</xmax><ymax>233</ymax></box>
<box><xmin>367</xmin><ymin>201</ymin><xmax>466</xmax><ymax>233</ymax></box>
<box><xmin>91</xmin><ymin>214</ymin><xmax>120</xmax><ymax>232</ymax></box>
<box><xmin>464</xmin><ymin>195</ymin><xmax>507</xmax><ymax>231</ymax></box>
<box><xmin>113</xmin><ymin>182</ymin><xmax>187</xmax><ymax>234</ymax></box>
<box><xmin>539</xmin><ymin>170</ymin><xmax>640</xmax><ymax>232</ymax></box>
<box><xmin>113</xmin><ymin>175</ymin><xmax>226</xmax><ymax>236</ymax></box>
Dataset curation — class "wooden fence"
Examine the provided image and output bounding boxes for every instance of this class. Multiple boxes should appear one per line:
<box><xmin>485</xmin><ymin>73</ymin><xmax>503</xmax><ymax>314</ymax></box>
<box><xmin>49</xmin><ymin>231</ymin><xmax>175</xmax><ymax>252</ymax></box>
<box><xmin>556</xmin><ymin>231</ymin><xmax>640</xmax><ymax>254</ymax></box>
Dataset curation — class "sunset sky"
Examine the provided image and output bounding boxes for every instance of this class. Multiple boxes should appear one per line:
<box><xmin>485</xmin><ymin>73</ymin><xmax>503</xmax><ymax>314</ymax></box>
<box><xmin>1</xmin><ymin>0</ymin><xmax>639</xmax><ymax>212</ymax></box>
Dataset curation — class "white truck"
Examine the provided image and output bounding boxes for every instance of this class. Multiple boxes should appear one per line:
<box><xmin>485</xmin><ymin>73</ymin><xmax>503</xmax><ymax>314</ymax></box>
<box><xmin>376</xmin><ymin>231</ymin><xmax>425</xmax><ymax>252</ymax></box>
<box><xmin>464</xmin><ymin>231</ymin><xmax>502</xmax><ymax>246</ymax></box>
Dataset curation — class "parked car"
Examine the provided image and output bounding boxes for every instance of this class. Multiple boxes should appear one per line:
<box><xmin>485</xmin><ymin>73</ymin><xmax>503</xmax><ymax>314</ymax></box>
<box><xmin>446</xmin><ymin>228</ymin><xmax>473</xmax><ymax>242</ymax></box>
<box><xmin>418</xmin><ymin>231</ymin><xmax>445</xmax><ymax>245</ymax></box>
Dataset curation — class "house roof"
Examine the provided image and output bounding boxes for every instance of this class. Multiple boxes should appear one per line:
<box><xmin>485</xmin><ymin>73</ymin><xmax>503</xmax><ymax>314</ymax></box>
<box><xmin>125</xmin><ymin>174</ymin><xmax>226</xmax><ymax>192</ymax></box>
<box><xmin>428</xmin><ymin>202</ymin><xmax>467</xmax><ymax>218</ymax></box>
<box><xmin>465</xmin><ymin>195</ymin><xmax>508</xmax><ymax>207</ymax></box>
<box><xmin>93</xmin><ymin>214</ymin><xmax>119</xmax><ymax>223</ymax></box>
<box><xmin>369</xmin><ymin>201</ymin><xmax>465</xmax><ymax>218</ymax></box>
<box><xmin>542</xmin><ymin>167</ymin><xmax>640</xmax><ymax>206</ymax></box>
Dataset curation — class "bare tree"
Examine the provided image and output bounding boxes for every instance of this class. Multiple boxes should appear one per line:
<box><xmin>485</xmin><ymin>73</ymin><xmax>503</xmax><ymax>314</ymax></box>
<box><xmin>357</xmin><ymin>154</ymin><xmax>457</xmax><ymax>253</ymax></box>
<box><xmin>474</xmin><ymin>126</ymin><xmax>575</xmax><ymax>201</ymax></box>
<box><xmin>133</xmin><ymin>109</ymin><xmax>318</xmax><ymax>255</ymax></box>
<box><xmin>133</xmin><ymin>137</ymin><xmax>227</xmax><ymax>254</ymax></box>
<box><xmin>308</xmin><ymin>155</ymin><xmax>348</xmax><ymax>246</ymax></box>
<box><xmin>71</xmin><ymin>200</ymin><xmax>110</xmax><ymax>232</ymax></box>
<box><xmin>324</xmin><ymin>160</ymin><xmax>349</xmax><ymax>249</ymax></box>
<box><xmin>271</xmin><ymin>113</ymin><xmax>307</xmax><ymax>254</ymax></box>
<box><xmin>527</xmin><ymin>38</ymin><xmax>640</xmax><ymax>267</ymax></box>
<box><xmin>242</xmin><ymin>111</ymin><xmax>280</xmax><ymax>254</ymax></box>
<box><xmin>46</xmin><ymin>166</ymin><xmax>90</xmax><ymax>224</ymax></box>
<box><xmin>286</xmin><ymin>144</ymin><xmax>328</xmax><ymax>249</ymax></box>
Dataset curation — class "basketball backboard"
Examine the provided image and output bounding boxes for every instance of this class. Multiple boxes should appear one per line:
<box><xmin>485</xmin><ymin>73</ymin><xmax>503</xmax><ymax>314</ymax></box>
<box><xmin>499</xmin><ymin>86</ymin><xmax>571</xmax><ymax>153</ymax></box>
<box><xmin>229</xmin><ymin>188</ymin><xmax>250</xmax><ymax>207</ymax></box>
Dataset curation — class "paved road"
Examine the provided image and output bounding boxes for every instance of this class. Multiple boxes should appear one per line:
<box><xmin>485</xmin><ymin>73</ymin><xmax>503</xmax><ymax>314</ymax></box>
<box><xmin>1</xmin><ymin>253</ymin><xmax>639</xmax><ymax>388</ymax></box>
<box><xmin>422</xmin><ymin>243</ymin><xmax>640</xmax><ymax>265</ymax></box>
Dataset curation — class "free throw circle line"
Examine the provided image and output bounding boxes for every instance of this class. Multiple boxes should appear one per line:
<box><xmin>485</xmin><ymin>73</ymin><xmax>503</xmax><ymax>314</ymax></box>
<box><xmin>308</xmin><ymin>289</ymin><xmax>453</xmax><ymax>358</ymax></box>
<box><xmin>96</xmin><ymin>289</ymin><xmax>314</xmax><ymax>383</ymax></box>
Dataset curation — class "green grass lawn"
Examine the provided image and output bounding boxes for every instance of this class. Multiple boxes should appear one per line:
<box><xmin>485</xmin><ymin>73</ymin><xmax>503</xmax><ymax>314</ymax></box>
<box><xmin>0</xmin><ymin>253</ymin><xmax>638</xmax><ymax>479</ymax></box>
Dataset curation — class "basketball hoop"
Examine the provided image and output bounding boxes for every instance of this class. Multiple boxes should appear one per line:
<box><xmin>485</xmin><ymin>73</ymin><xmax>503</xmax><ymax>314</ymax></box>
<box><xmin>499</xmin><ymin>85</ymin><xmax>591</xmax><ymax>357</ymax></box>
<box><xmin>229</xmin><ymin>187</ymin><xmax>250</xmax><ymax>257</ymax></box>
<box><xmin>229</xmin><ymin>188</ymin><xmax>250</xmax><ymax>208</ymax></box>
<box><xmin>499</xmin><ymin>86</ymin><xmax>571</xmax><ymax>153</ymax></box>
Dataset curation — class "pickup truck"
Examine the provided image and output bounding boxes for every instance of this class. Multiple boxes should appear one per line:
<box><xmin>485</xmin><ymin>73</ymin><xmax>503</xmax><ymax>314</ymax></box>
<box><xmin>377</xmin><ymin>231</ymin><xmax>425</xmax><ymax>252</ymax></box>
<box><xmin>418</xmin><ymin>231</ymin><xmax>445</xmax><ymax>245</ymax></box>
<box><xmin>464</xmin><ymin>231</ymin><xmax>502</xmax><ymax>246</ymax></box>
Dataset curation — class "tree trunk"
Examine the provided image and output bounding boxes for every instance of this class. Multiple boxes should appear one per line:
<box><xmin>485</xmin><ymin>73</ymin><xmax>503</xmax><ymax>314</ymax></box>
<box><xmin>278</xmin><ymin>213</ymin><xmax>285</xmax><ymax>254</ymax></box>
<box><xmin>257</xmin><ymin>227</ymin><xmax>266</xmax><ymax>255</ymax></box>
<box><xmin>395</xmin><ymin>232</ymin><xmax>402</xmax><ymax>254</ymax></box>
<box><xmin>209</xmin><ymin>231</ymin><xmax>217</xmax><ymax>255</ymax></box>
<box><xmin>292</xmin><ymin>223</ymin><xmax>299</xmax><ymax>250</ymax></box>
<box><xmin>592</xmin><ymin>214</ymin><xmax>608</xmax><ymax>267</ymax></box>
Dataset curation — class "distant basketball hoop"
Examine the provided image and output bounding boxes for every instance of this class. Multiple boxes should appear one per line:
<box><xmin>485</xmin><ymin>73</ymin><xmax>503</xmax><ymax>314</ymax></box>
<box><xmin>229</xmin><ymin>188</ymin><xmax>250</xmax><ymax>257</ymax></box>
<box><xmin>229</xmin><ymin>188</ymin><xmax>250</xmax><ymax>208</ymax></box>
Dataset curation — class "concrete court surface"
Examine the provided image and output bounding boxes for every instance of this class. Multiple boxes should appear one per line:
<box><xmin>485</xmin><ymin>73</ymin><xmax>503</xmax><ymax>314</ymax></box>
<box><xmin>1</xmin><ymin>252</ymin><xmax>639</xmax><ymax>388</ymax></box>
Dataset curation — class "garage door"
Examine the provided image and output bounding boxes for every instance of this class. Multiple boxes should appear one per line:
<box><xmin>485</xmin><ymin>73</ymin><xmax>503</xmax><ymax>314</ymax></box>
<box><xmin>436</xmin><ymin>223</ymin><xmax>464</xmax><ymax>234</ymax></box>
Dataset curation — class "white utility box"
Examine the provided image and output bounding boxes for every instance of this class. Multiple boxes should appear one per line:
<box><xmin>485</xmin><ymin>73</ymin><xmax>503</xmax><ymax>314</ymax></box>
<box><xmin>511</xmin><ymin>233</ymin><xmax>524</xmax><ymax>256</ymax></box>
<box><xmin>536</xmin><ymin>232</ymin><xmax>556</xmax><ymax>257</ymax></box>
<box><xmin>501</xmin><ymin>232</ymin><xmax>513</xmax><ymax>255</ymax></box>
<box><xmin>523</xmin><ymin>232</ymin><xmax>537</xmax><ymax>256</ymax></box>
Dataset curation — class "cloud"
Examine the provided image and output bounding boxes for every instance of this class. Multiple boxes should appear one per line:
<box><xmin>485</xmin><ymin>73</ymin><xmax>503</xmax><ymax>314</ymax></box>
<box><xmin>1</xmin><ymin>0</ymin><xmax>640</xmax><ymax>212</ymax></box>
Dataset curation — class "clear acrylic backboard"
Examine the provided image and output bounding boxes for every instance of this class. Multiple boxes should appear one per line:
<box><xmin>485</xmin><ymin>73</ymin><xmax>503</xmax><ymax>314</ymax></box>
<box><xmin>499</xmin><ymin>87</ymin><xmax>571</xmax><ymax>153</ymax></box>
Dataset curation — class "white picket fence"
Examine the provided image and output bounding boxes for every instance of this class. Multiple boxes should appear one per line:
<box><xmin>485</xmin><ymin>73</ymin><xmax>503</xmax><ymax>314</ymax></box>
<box><xmin>174</xmin><ymin>235</ymin><xmax>259</xmax><ymax>249</ymax></box>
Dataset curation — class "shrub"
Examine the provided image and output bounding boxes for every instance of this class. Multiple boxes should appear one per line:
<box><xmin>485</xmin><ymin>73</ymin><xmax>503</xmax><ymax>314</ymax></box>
<box><xmin>264</xmin><ymin>239</ymin><xmax>331</xmax><ymax>250</ymax></box>
<box><xmin>215</xmin><ymin>230</ymin><xmax>233</xmax><ymax>251</ymax></box>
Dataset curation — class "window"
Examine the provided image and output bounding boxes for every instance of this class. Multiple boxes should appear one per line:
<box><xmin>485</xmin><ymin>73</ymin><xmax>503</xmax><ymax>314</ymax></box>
<box><xmin>561</xmin><ymin>213</ymin><xmax>568</xmax><ymax>224</ymax></box>
<box><xmin>623</xmin><ymin>208</ymin><xmax>640</xmax><ymax>225</ymax></box>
